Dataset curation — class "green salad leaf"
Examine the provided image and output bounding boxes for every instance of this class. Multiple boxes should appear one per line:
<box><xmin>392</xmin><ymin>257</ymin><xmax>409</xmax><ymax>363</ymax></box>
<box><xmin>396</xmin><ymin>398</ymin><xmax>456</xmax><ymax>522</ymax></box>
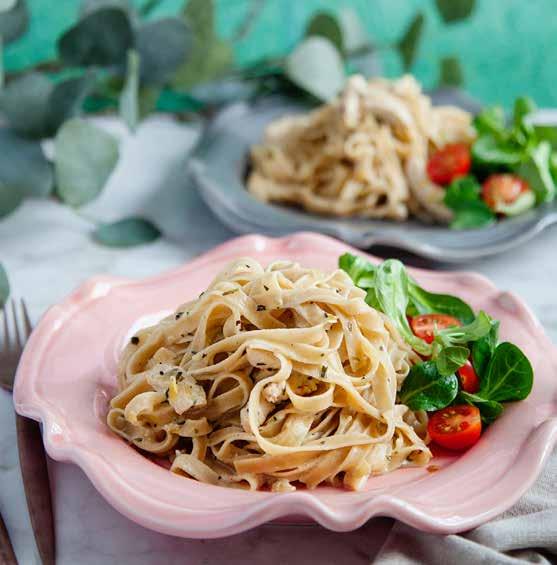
<box><xmin>516</xmin><ymin>141</ymin><xmax>556</xmax><ymax>203</ymax></box>
<box><xmin>399</xmin><ymin>361</ymin><xmax>459</xmax><ymax>411</ymax></box>
<box><xmin>478</xmin><ymin>342</ymin><xmax>533</xmax><ymax>402</ymax></box>
<box><xmin>435</xmin><ymin>345</ymin><xmax>469</xmax><ymax>377</ymax></box>
<box><xmin>471</xmin><ymin>319</ymin><xmax>499</xmax><ymax>377</ymax></box>
<box><xmin>435</xmin><ymin>310</ymin><xmax>492</xmax><ymax>347</ymax></box>
<box><xmin>443</xmin><ymin>176</ymin><xmax>496</xmax><ymax>229</ymax></box>
<box><xmin>458</xmin><ymin>391</ymin><xmax>503</xmax><ymax>424</ymax></box>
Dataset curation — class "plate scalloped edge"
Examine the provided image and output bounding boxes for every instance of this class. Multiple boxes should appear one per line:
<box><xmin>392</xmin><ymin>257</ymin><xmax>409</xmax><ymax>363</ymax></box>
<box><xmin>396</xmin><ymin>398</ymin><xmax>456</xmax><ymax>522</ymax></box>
<box><xmin>13</xmin><ymin>231</ymin><xmax>557</xmax><ymax>538</ymax></box>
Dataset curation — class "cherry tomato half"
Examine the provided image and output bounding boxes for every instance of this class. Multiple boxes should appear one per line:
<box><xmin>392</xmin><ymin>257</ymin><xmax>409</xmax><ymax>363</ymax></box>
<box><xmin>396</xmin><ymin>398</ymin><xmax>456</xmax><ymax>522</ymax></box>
<box><xmin>426</xmin><ymin>143</ymin><xmax>471</xmax><ymax>185</ymax></box>
<box><xmin>410</xmin><ymin>314</ymin><xmax>461</xmax><ymax>344</ymax></box>
<box><xmin>457</xmin><ymin>361</ymin><xmax>480</xmax><ymax>393</ymax></box>
<box><xmin>428</xmin><ymin>405</ymin><xmax>482</xmax><ymax>451</ymax></box>
<box><xmin>482</xmin><ymin>174</ymin><xmax>530</xmax><ymax>212</ymax></box>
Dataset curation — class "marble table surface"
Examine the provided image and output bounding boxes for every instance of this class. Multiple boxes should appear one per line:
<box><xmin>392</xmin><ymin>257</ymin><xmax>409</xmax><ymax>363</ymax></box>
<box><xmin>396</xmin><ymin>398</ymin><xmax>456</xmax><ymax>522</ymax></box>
<box><xmin>1</xmin><ymin>116</ymin><xmax>557</xmax><ymax>564</ymax></box>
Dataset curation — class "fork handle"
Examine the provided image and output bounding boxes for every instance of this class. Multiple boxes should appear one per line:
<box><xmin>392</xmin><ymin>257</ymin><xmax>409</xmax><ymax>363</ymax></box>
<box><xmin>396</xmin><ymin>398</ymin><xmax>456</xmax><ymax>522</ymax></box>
<box><xmin>0</xmin><ymin>510</ymin><xmax>17</xmax><ymax>565</ymax></box>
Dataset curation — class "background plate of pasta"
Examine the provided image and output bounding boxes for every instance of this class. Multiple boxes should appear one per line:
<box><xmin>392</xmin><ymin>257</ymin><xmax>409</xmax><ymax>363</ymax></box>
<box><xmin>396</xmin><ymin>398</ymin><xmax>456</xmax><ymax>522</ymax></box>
<box><xmin>188</xmin><ymin>76</ymin><xmax>557</xmax><ymax>262</ymax></box>
<box><xmin>14</xmin><ymin>233</ymin><xmax>557</xmax><ymax>538</ymax></box>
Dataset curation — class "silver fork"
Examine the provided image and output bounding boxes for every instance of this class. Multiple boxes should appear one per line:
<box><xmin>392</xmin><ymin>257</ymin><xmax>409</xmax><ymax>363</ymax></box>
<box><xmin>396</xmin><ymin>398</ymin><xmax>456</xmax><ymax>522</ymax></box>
<box><xmin>1</xmin><ymin>299</ymin><xmax>55</xmax><ymax>565</ymax></box>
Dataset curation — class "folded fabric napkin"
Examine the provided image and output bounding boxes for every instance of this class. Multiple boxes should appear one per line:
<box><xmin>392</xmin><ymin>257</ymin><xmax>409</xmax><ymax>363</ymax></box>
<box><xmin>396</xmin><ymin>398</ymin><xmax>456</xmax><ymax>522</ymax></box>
<box><xmin>374</xmin><ymin>448</ymin><xmax>557</xmax><ymax>564</ymax></box>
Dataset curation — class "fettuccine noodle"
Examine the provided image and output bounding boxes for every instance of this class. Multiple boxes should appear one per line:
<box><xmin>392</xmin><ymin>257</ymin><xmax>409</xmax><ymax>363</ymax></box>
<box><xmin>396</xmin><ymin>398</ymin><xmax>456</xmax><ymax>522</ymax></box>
<box><xmin>248</xmin><ymin>74</ymin><xmax>475</xmax><ymax>223</ymax></box>
<box><xmin>107</xmin><ymin>259</ymin><xmax>431</xmax><ymax>491</ymax></box>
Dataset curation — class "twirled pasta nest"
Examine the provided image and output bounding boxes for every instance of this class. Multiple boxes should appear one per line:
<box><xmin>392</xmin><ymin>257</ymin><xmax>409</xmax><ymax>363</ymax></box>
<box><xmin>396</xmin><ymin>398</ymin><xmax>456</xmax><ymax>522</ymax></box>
<box><xmin>107</xmin><ymin>259</ymin><xmax>431</xmax><ymax>491</ymax></box>
<box><xmin>247</xmin><ymin>74</ymin><xmax>475</xmax><ymax>223</ymax></box>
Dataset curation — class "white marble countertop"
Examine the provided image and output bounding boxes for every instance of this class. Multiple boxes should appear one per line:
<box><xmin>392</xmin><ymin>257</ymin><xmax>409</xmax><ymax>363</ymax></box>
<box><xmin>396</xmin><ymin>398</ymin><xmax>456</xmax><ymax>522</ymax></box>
<box><xmin>1</xmin><ymin>116</ymin><xmax>557</xmax><ymax>564</ymax></box>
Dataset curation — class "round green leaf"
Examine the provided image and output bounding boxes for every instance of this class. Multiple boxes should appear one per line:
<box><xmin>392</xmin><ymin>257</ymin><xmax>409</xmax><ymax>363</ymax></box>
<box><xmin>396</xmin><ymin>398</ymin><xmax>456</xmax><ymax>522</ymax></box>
<box><xmin>119</xmin><ymin>49</ymin><xmax>140</xmax><ymax>132</ymax></box>
<box><xmin>0</xmin><ymin>72</ymin><xmax>53</xmax><ymax>137</ymax></box>
<box><xmin>435</xmin><ymin>0</ymin><xmax>475</xmax><ymax>23</ymax></box>
<box><xmin>339</xmin><ymin>7</ymin><xmax>369</xmax><ymax>52</ymax></box>
<box><xmin>305</xmin><ymin>12</ymin><xmax>343</xmax><ymax>53</ymax></box>
<box><xmin>0</xmin><ymin>0</ymin><xmax>28</xmax><ymax>44</ymax></box>
<box><xmin>0</xmin><ymin>128</ymin><xmax>53</xmax><ymax>198</ymax></box>
<box><xmin>0</xmin><ymin>182</ymin><xmax>24</xmax><ymax>219</ymax></box>
<box><xmin>285</xmin><ymin>37</ymin><xmax>345</xmax><ymax>101</ymax></box>
<box><xmin>136</xmin><ymin>18</ymin><xmax>192</xmax><ymax>85</ymax></box>
<box><xmin>93</xmin><ymin>217</ymin><xmax>161</xmax><ymax>247</ymax></box>
<box><xmin>439</xmin><ymin>56</ymin><xmax>464</xmax><ymax>87</ymax></box>
<box><xmin>397</xmin><ymin>12</ymin><xmax>425</xmax><ymax>70</ymax></box>
<box><xmin>55</xmin><ymin>118</ymin><xmax>119</xmax><ymax>207</ymax></box>
<box><xmin>0</xmin><ymin>263</ymin><xmax>9</xmax><ymax>307</ymax></box>
<box><xmin>48</xmin><ymin>72</ymin><xmax>96</xmax><ymax>134</ymax></box>
<box><xmin>58</xmin><ymin>7</ymin><xmax>133</xmax><ymax>67</ymax></box>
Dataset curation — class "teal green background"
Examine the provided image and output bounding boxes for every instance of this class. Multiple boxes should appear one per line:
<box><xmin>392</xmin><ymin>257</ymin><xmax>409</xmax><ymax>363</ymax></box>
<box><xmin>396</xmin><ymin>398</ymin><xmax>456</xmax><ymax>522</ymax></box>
<box><xmin>5</xmin><ymin>0</ymin><xmax>557</xmax><ymax>109</ymax></box>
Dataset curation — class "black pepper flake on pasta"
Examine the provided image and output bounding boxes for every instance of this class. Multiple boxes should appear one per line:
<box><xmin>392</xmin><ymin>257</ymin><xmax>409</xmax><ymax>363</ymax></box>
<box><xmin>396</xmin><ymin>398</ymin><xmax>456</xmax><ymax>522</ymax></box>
<box><xmin>202</xmin><ymin>353</ymin><xmax>207</xmax><ymax>358</ymax></box>
<box><xmin>165</xmin><ymin>389</ymin><xmax>169</xmax><ymax>399</ymax></box>
<box><xmin>177</xmin><ymin>420</ymin><xmax>185</xmax><ymax>425</ymax></box>
<box><xmin>131</xmin><ymin>336</ymin><xmax>139</xmax><ymax>345</ymax></box>
<box><xmin>264</xmin><ymin>285</ymin><xmax>269</xmax><ymax>291</ymax></box>
<box><xmin>256</xmin><ymin>362</ymin><xmax>265</xmax><ymax>366</ymax></box>
<box><xmin>135</xmin><ymin>438</ymin><xmax>143</xmax><ymax>442</ymax></box>
<box><xmin>175</xmin><ymin>312</ymin><xmax>183</xmax><ymax>320</ymax></box>
<box><xmin>320</xmin><ymin>365</ymin><xmax>328</xmax><ymax>379</ymax></box>
<box><xmin>256</xmin><ymin>305</ymin><xmax>266</xmax><ymax>311</ymax></box>
<box><xmin>159</xmin><ymin>371</ymin><xmax>164</xmax><ymax>375</ymax></box>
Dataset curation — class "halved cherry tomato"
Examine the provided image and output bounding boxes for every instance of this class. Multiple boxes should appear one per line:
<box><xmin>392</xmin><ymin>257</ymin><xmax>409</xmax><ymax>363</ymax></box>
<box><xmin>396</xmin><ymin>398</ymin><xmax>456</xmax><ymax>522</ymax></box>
<box><xmin>426</xmin><ymin>143</ymin><xmax>471</xmax><ymax>185</ymax></box>
<box><xmin>457</xmin><ymin>361</ymin><xmax>480</xmax><ymax>393</ymax></box>
<box><xmin>410</xmin><ymin>314</ymin><xmax>461</xmax><ymax>344</ymax></box>
<box><xmin>428</xmin><ymin>405</ymin><xmax>482</xmax><ymax>451</ymax></box>
<box><xmin>482</xmin><ymin>174</ymin><xmax>530</xmax><ymax>212</ymax></box>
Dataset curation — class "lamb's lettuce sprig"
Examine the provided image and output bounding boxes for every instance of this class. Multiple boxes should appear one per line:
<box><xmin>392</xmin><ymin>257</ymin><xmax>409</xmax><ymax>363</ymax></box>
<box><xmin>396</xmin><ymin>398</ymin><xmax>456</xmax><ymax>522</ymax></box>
<box><xmin>339</xmin><ymin>253</ymin><xmax>533</xmax><ymax>422</ymax></box>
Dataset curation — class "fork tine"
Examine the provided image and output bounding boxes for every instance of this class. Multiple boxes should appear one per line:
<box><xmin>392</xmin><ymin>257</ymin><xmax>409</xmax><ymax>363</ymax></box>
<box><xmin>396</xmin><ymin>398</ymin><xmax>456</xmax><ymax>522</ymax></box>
<box><xmin>11</xmin><ymin>299</ymin><xmax>22</xmax><ymax>351</ymax></box>
<box><xmin>1</xmin><ymin>304</ymin><xmax>8</xmax><ymax>353</ymax></box>
<box><xmin>20</xmin><ymin>299</ymin><xmax>33</xmax><ymax>341</ymax></box>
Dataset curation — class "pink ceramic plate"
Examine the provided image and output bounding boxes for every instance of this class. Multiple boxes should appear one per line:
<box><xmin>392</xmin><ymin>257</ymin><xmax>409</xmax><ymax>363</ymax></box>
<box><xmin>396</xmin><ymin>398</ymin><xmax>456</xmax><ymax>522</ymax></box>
<box><xmin>14</xmin><ymin>233</ymin><xmax>557</xmax><ymax>538</ymax></box>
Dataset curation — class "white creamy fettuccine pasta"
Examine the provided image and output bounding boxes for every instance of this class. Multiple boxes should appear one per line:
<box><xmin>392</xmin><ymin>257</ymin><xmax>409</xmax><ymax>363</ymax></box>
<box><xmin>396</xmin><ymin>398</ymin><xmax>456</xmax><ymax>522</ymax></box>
<box><xmin>107</xmin><ymin>259</ymin><xmax>431</xmax><ymax>491</ymax></box>
<box><xmin>248</xmin><ymin>74</ymin><xmax>475</xmax><ymax>223</ymax></box>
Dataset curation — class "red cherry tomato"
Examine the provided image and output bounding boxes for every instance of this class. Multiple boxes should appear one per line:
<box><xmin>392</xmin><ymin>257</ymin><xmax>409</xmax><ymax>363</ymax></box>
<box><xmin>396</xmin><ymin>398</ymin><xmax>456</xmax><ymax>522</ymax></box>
<box><xmin>410</xmin><ymin>314</ymin><xmax>461</xmax><ymax>344</ymax></box>
<box><xmin>426</xmin><ymin>143</ymin><xmax>471</xmax><ymax>185</ymax></box>
<box><xmin>428</xmin><ymin>405</ymin><xmax>482</xmax><ymax>451</ymax></box>
<box><xmin>482</xmin><ymin>174</ymin><xmax>530</xmax><ymax>211</ymax></box>
<box><xmin>457</xmin><ymin>361</ymin><xmax>480</xmax><ymax>393</ymax></box>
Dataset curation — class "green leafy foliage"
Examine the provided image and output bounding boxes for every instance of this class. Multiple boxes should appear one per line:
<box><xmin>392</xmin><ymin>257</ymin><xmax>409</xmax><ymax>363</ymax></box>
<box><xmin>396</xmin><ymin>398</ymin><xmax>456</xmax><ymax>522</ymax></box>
<box><xmin>93</xmin><ymin>217</ymin><xmax>161</xmax><ymax>247</ymax></box>
<box><xmin>458</xmin><ymin>391</ymin><xmax>503</xmax><ymax>423</ymax></box>
<box><xmin>285</xmin><ymin>37</ymin><xmax>345</xmax><ymax>102</ymax></box>
<box><xmin>172</xmin><ymin>0</ymin><xmax>232</xmax><ymax>90</ymax></box>
<box><xmin>435</xmin><ymin>0</ymin><xmax>476</xmax><ymax>23</ymax></box>
<box><xmin>0</xmin><ymin>263</ymin><xmax>9</xmax><ymax>307</ymax></box>
<box><xmin>471</xmin><ymin>320</ymin><xmax>499</xmax><ymax>377</ymax></box>
<box><xmin>58</xmin><ymin>7</ymin><xmax>133</xmax><ymax>67</ymax></box>
<box><xmin>397</xmin><ymin>12</ymin><xmax>424</xmax><ymax>70</ymax></box>
<box><xmin>435</xmin><ymin>345</ymin><xmax>469</xmax><ymax>376</ymax></box>
<box><xmin>55</xmin><ymin>119</ymin><xmax>119</xmax><ymax>207</ymax></box>
<box><xmin>0</xmin><ymin>128</ymin><xmax>53</xmax><ymax>198</ymax></box>
<box><xmin>435</xmin><ymin>311</ymin><xmax>492</xmax><ymax>347</ymax></box>
<box><xmin>135</xmin><ymin>18</ymin><xmax>192</xmax><ymax>85</ymax></box>
<box><xmin>0</xmin><ymin>0</ymin><xmax>28</xmax><ymax>44</ymax></box>
<box><xmin>516</xmin><ymin>141</ymin><xmax>556</xmax><ymax>203</ymax></box>
<box><xmin>119</xmin><ymin>50</ymin><xmax>140</xmax><ymax>132</ymax></box>
<box><xmin>305</xmin><ymin>12</ymin><xmax>343</xmax><ymax>53</ymax></box>
<box><xmin>479</xmin><ymin>342</ymin><xmax>533</xmax><ymax>402</ymax></box>
<box><xmin>444</xmin><ymin>176</ymin><xmax>496</xmax><ymax>229</ymax></box>
<box><xmin>439</xmin><ymin>56</ymin><xmax>463</xmax><ymax>87</ymax></box>
<box><xmin>399</xmin><ymin>361</ymin><xmax>459</xmax><ymax>411</ymax></box>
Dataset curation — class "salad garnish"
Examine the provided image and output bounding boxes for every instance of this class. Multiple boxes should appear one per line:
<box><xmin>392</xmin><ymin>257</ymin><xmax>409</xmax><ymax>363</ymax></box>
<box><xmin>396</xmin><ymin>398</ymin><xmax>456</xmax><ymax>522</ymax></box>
<box><xmin>340</xmin><ymin>253</ymin><xmax>534</xmax><ymax>449</ymax></box>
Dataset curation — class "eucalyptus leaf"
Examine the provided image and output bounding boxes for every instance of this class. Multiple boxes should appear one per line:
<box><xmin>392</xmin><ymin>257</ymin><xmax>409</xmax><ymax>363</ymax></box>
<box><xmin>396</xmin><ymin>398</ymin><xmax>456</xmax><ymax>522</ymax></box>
<box><xmin>435</xmin><ymin>0</ymin><xmax>475</xmax><ymax>23</ymax></box>
<box><xmin>0</xmin><ymin>128</ymin><xmax>53</xmax><ymax>198</ymax></box>
<box><xmin>399</xmin><ymin>361</ymin><xmax>459</xmax><ymax>411</ymax></box>
<box><xmin>397</xmin><ymin>12</ymin><xmax>424</xmax><ymax>70</ymax></box>
<box><xmin>305</xmin><ymin>12</ymin><xmax>343</xmax><ymax>53</ymax></box>
<box><xmin>136</xmin><ymin>18</ymin><xmax>192</xmax><ymax>85</ymax></box>
<box><xmin>0</xmin><ymin>0</ymin><xmax>27</xmax><ymax>44</ymax></box>
<box><xmin>48</xmin><ymin>72</ymin><xmax>96</xmax><ymax>134</ymax></box>
<box><xmin>172</xmin><ymin>0</ymin><xmax>231</xmax><ymax>90</ymax></box>
<box><xmin>435</xmin><ymin>346</ymin><xmax>469</xmax><ymax>376</ymax></box>
<box><xmin>0</xmin><ymin>263</ymin><xmax>9</xmax><ymax>307</ymax></box>
<box><xmin>339</xmin><ymin>7</ymin><xmax>369</xmax><ymax>51</ymax></box>
<box><xmin>0</xmin><ymin>72</ymin><xmax>52</xmax><ymax>137</ymax></box>
<box><xmin>55</xmin><ymin>119</ymin><xmax>119</xmax><ymax>207</ymax></box>
<box><xmin>0</xmin><ymin>0</ymin><xmax>16</xmax><ymax>12</ymax></box>
<box><xmin>93</xmin><ymin>217</ymin><xmax>161</xmax><ymax>247</ymax></box>
<box><xmin>58</xmin><ymin>7</ymin><xmax>133</xmax><ymax>67</ymax></box>
<box><xmin>439</xmin><ymin>56</ymin><xmax>463</xmax><ymax>87</ymax></box>
<box><xmin>479</xmin><ymin>342</ymin><xmax>533</xmax><ymax>402</ymax></box>
<box><xmin>285</xmin><ymin>37</ymin><xmax>345</xmax><ymax>101</ymax></box>
<box><xmin>0</xmin><ymin>182</ymin><xmax>24</xmax><ymax>218</ymax></box>
<box><xmin>119</xmin><ymin>49</ymin><xmax>140</xmax><ymax>132</ymax></box>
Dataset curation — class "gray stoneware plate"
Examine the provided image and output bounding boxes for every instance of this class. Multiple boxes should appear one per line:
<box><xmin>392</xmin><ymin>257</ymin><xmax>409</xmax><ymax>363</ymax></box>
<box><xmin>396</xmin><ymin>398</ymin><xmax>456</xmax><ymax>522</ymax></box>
<box><xmin>187</xmin><ymin>95</ymin><xmax>557</xmax><ymax>262</ymax></box>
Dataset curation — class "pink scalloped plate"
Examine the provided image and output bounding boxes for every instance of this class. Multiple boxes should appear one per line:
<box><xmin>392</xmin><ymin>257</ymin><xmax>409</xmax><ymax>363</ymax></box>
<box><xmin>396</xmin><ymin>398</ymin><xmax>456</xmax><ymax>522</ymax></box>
<box><xmin>14</xmin><ymin>233</ymin><xmax>557</xmax><ymax>538</ymax></box>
